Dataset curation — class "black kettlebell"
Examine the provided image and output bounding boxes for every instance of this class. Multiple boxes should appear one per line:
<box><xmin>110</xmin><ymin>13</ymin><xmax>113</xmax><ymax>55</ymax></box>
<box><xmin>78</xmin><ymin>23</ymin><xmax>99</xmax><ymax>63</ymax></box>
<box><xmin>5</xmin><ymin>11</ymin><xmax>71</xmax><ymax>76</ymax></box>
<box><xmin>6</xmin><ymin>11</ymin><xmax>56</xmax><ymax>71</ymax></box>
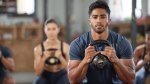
<box><xmin>90</xmin><ymin>40</ymin><xmax>111</xmax><ymax>69</ymax></box>
<box><xmin>45</xmin><ymin>48</ymin><xmax>61</xmax><ymax>65</ymax></box>
<box><xmin>145</xmin><ymin>62</ymin><xmax>150</xmax><ymax>72</ymax></box>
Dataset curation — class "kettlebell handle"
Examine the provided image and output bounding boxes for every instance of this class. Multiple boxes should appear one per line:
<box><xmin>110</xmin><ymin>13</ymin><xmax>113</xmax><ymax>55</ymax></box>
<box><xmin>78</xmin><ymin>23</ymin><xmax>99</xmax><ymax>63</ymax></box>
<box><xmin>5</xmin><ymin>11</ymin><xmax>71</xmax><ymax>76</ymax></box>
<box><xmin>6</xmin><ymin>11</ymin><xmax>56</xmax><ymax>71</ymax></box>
<box><xmin>90</xmin><ymin>40</ymin><xmax>111</xmax><ymax>47</ymax></box>
<box><xmin>47</xmin><ymin>48</ymin><xmax>58</xmax><ymax>51</ymax></box>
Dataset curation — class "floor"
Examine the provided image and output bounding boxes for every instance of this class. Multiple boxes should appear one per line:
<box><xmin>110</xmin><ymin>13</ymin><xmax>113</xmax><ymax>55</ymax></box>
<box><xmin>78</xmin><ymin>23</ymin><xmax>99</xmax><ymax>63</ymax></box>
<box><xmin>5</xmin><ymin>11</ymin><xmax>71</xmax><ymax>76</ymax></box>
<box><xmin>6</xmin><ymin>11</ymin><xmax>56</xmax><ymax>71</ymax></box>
<box><xmin>12</xmin><ymin>72</ymin><xmax>36</xmax><ymax>84</ymax></box>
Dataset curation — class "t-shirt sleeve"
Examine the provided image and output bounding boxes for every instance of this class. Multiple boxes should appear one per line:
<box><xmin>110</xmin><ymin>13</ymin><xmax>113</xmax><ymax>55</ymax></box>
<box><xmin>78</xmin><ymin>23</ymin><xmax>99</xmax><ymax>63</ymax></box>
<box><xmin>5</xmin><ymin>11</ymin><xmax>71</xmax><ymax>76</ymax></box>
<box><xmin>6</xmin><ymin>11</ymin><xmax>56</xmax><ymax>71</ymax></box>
<box><xmin>69</xmin><ymin>40</ymin><xmax>83</xmax><ymax>60</ymax></box>
<box><xmin>118</xmin><ymin>38</ymin><xmax>133</xmax><ymax>59</ymax></box>
<box><xmin>1</xmin><ymin>46</ymin><xmax>12</xmax><ymax>58</ymax></box>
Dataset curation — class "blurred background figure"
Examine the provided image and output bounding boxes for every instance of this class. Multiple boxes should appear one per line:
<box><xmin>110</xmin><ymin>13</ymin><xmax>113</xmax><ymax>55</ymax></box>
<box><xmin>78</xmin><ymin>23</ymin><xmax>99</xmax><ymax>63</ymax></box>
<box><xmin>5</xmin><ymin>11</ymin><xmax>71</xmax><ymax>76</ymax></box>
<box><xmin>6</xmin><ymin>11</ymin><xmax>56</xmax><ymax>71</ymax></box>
<box><xmin>0</xmin><ymin>44</ymin><xmax>15</xmax><ymax>84</ymax></box>
<box><xmin>33</xmin><ymin>19</ymin><xmax>70</xmax><ymax>84</ymax></box>
<box><xmin>134</xmin><ymin>26</ymin><xmax>150</xmax><ymax>84</ymax></box>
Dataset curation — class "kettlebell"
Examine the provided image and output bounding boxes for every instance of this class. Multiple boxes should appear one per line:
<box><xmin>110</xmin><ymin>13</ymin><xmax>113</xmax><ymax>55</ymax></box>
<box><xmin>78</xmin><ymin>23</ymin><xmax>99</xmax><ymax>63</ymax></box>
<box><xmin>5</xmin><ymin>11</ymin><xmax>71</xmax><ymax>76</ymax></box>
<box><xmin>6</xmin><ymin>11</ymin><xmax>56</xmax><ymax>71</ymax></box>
<box><xmin>90</xmin><ymin>40</ymin><xmax>111</xmax><ymax>69</ymax></box>
<box><xmin>45</xmin><ymin>48</ymin><xmax>61</xmax><ymax>65</ymax></box>
<box><xmin>145</xmin><ymin>62</ymin><xmax>150</xmax><ymax>72</ymax></box>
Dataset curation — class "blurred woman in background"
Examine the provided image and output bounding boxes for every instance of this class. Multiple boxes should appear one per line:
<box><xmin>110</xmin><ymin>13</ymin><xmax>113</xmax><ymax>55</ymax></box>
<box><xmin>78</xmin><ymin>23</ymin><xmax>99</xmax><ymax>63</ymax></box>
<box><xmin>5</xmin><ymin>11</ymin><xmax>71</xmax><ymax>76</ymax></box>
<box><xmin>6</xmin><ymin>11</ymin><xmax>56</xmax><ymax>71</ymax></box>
<box><xmin>34</xmin><ymin>19</ymin><xmax>70</xmax><ymax>84</ymax></box>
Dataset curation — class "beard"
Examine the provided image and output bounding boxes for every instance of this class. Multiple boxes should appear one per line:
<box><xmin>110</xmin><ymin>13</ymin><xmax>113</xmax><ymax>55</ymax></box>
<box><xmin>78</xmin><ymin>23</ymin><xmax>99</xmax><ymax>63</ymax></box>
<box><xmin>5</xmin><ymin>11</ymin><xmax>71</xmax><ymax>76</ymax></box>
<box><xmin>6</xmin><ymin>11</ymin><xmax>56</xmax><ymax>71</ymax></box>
<box><xmin>91</xmin><ymin>24</ymin><xmax>107</xmax><ymax>34</ymax></box>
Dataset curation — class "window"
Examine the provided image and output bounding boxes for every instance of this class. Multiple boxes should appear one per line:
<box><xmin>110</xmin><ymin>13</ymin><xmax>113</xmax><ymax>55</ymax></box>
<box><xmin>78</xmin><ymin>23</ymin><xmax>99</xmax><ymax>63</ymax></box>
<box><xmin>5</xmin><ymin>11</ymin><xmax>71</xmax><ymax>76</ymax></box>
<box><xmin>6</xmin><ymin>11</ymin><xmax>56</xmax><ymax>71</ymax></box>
<box><xmin>17</xmin><ymin>0</ymin><xmax>35</xmax><ymax>15</ymax></box>
<box><xmin>109</xmin><ymin>0</ymin><xmax>142</xmax><ymax>21</ymax></box>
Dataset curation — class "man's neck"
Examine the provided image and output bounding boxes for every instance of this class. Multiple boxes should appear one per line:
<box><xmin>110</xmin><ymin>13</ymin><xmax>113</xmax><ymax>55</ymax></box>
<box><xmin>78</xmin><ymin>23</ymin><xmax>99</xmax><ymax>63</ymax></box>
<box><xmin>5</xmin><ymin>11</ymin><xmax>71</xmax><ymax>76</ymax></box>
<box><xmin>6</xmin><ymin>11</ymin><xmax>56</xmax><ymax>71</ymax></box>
<box><xmin>91</xmin><ymin>29</ymin><xmax>109</xmax><ymax>41</ymax></box>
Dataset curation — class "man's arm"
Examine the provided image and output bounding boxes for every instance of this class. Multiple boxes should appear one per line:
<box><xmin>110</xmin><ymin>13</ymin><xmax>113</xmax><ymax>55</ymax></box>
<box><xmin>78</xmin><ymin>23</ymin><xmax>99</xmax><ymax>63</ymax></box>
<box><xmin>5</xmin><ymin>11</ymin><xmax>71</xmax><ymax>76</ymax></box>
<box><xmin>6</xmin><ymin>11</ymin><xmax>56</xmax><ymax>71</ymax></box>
<box><xmin>68</xmin><ymin>60</ymin><xmax>89</xmax><ymax>84</ymax></box>
<box><xmin>0</xmin><ymin>56</ymin><xmax>15</xmax><ymax>72</ymax></box>
<box><xmin>0</xmin><ymin>49</ymin><xmax>15</xmax><ymax>72</ymax></box>
<box><xmin>113</xmin><ymin>59</ymin><xmax>135</xmax><ymax>84</ymax></box>
<box><xmin>101</xmin><ymin>47</ymin><xmax>135</xmax><ymax>84</ymax></box>
<box><xmin>68</xmin><ymin>45</ymin><xmax>99</xmax><ymax>84</ymax></box>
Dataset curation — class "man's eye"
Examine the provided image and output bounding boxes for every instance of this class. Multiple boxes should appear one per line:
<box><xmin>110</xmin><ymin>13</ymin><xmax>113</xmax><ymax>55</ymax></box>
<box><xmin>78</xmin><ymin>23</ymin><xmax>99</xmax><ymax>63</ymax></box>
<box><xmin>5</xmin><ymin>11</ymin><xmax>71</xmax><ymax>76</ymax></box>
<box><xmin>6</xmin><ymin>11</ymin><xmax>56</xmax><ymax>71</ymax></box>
<box><xmin>101</xmin><ymin>16</ymin><xmax>106</xmax><ymax>19</ymax></box>
<box><xmin>93</xmin><ymin>16</ymin><xmax>97</xmax><ymax>19</ymax></box>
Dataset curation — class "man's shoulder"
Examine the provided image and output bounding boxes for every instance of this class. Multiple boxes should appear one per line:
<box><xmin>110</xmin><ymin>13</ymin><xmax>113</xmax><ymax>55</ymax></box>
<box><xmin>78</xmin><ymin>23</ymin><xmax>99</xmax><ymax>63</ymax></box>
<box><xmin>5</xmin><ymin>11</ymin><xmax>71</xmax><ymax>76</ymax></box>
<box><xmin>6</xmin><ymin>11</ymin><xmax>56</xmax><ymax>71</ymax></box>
<box><xmin>109</xmin><ymin>31</ymin><xmax>128</xmax><ymax>43</ymax></box>
<box><xmin>0</xmin><ymin>45</ymin><xmax>9</xmax><ymax>51</ymax></box>
<box><xmin>0</xmin><ymin>45</ymin><xmax>12</xmax><ymax>57</ymax></box>
<box><xmin>71</xmin><ymin>31</ymin><xmax>90</xmax><ymax>45</ymax></box>
<box><xmin>110</xmin><ymin>31</ymin><xmax>133</xmax><ymax>58</ymax></box>
<box><xmin>0</xmin><ymin>45</ymin><xmax>6</xmax><ymax>48</ymax></box>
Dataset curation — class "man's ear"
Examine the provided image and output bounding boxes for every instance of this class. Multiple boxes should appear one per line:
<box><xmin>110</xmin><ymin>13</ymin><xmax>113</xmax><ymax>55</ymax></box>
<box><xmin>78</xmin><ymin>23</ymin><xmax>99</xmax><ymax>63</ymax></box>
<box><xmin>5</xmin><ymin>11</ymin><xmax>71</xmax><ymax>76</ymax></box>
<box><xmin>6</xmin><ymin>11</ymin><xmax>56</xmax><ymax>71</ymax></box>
<box><xmin>108</xmin><ymin>18</ymin><xmax>111</xmax><ymax>25</ymax></box>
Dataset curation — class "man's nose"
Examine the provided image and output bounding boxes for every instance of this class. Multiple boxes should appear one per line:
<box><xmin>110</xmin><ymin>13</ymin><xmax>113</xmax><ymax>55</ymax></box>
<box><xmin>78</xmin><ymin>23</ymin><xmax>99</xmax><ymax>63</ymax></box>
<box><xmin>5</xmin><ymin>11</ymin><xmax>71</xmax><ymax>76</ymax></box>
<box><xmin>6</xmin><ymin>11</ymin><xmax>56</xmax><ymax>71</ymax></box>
<box><xmin>96</xmin><ymin>17</ymin><xmax>102</xmax><ymax>22</ymax></box>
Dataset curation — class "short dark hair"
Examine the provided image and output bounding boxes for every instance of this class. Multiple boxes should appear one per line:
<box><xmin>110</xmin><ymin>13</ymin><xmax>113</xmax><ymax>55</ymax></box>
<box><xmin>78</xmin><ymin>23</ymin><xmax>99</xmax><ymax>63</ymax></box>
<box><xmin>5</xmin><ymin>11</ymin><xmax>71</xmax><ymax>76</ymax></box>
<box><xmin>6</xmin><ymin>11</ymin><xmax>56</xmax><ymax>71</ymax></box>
<box><xmin>88</xmin><ymin>0</ymin><xmax>110</xmax><ymax>16</ymax></box>
<box><xmin>45</xmin><ymin>19</ymin><xmax>59</xmax><ymax>27</ymax></box>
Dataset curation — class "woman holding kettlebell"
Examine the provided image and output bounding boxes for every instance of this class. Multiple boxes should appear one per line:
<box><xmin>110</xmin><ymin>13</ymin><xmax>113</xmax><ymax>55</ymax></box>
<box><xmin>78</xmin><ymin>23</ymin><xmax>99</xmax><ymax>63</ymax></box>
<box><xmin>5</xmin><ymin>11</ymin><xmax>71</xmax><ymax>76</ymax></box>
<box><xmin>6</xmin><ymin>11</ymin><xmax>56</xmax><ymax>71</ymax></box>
<box><xmin>34</xmin><ymin>19</ymin><xmax>70</xmax><ymax>84</ymax></box>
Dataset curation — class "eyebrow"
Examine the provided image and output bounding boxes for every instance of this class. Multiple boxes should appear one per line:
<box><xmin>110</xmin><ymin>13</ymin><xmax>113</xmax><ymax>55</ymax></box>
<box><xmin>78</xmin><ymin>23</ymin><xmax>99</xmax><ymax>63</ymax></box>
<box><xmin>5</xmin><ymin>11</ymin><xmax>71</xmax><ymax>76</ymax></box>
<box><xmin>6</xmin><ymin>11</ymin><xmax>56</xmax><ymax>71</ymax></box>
<box><xmin>101</xmin><ymin>14</ymin><xmax>106</xmax><ymax>17</ymax></box>
<box><xmin>92</xmin><ymin>14</ymin><xmax>107</xmax><ymax>17</ymax></box>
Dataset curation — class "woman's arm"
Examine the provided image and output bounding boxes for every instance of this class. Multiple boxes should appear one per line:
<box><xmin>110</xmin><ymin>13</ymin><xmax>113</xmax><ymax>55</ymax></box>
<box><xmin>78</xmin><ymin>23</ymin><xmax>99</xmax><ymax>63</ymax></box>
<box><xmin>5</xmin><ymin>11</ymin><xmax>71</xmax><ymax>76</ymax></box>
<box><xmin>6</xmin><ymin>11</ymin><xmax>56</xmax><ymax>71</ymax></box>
<box><xmin>59</xmin><ymin>43</ymin><xmax>70</xmax><ymax>68</ymax></box>
<box><xmin>34</xmin><ymin>46</ymin><xmax>49</xmax><ymax>76</ymax></box>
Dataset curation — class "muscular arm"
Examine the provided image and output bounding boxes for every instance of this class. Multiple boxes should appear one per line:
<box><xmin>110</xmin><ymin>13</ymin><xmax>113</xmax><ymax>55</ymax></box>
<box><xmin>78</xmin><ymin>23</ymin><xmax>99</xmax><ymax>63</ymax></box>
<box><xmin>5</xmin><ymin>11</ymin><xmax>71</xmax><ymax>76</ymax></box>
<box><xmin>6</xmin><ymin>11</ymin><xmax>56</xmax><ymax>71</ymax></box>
<box><xmin>68</xmin><ymin>45</ymin><xmax>99</xmax><ymax>84</ymax></box>
<box><xmin>1</xmin><ymin>57</ymin><xmax>15</xmax><ymax>72</ymax></box>
<box><xmin>113</xmin><ymin>59</ymin><xmax>135</xmax><ymax>84</ymax></box>
<box><xmin>68</xmin><ymin>60</ymin><xmax>89</xmax><ymax>84</ymax></box>
<box><xmin>101</xmin><ymin>46</ymin><xmax>135</xmax><ymax>84</ymax></box>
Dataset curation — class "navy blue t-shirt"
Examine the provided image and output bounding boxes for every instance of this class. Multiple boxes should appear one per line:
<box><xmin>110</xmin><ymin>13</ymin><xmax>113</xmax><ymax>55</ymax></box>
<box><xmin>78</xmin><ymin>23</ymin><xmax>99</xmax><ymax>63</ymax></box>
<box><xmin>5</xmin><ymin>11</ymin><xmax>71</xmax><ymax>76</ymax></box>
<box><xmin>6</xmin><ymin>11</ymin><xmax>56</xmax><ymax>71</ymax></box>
<box><xmin>0</xmin><ymin>45</ymin><xmax>12</xmax><ymax>78</ymax></box>
<box><xmin>69</xmin><ymin>30</ymin><xmax>133</xmax><ymax>84</ymax></box>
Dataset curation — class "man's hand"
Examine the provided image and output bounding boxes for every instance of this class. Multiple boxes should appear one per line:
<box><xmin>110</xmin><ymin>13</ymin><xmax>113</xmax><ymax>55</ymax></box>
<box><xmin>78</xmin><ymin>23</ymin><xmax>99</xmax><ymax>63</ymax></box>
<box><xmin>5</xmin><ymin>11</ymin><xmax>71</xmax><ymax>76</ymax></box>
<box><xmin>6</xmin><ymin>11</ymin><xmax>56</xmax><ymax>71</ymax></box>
<box><xmin>101</xmin><ymin>46</ymin><xmax>119</xmax><ymax>63</ymax></box>
<box><xmin>83</xmin><ymin>45</ymin><xmax>100</xmax><ymax>63</ymax></box>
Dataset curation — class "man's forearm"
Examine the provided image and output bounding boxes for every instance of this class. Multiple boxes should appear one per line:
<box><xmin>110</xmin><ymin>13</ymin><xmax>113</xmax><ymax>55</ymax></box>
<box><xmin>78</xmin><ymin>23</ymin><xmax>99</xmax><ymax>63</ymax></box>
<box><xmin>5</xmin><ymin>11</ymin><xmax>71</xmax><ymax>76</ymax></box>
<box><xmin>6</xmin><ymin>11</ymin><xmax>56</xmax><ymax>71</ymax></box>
<box><xmin>69</xmin><ymin>61</ymin><xmax>89</xmax><ymax>83</ymax></box>
<box><xmin>1</xmin><ymin>57</ymin><xmax>15</xmax><ymax>72</ymax></box>
<box><xmin>113</xmin><ymin>60</ymin><xmax>135</xmax><ymax>84</ymax></box>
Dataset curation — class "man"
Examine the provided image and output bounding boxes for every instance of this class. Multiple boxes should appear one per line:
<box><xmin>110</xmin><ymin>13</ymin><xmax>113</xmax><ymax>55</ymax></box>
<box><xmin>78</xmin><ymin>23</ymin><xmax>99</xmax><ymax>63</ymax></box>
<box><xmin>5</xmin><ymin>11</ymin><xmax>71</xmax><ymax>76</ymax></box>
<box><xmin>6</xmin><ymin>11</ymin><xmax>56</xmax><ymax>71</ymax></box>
<box><xmin>0</xmin><ymin>45</ymin><xmax>15</xmax><ymax>84</ymax></box>
<box><xmin>68</xmin><ymin>0</ymin><xmax>135</xmax><ymax>84</ymax></box>
<box><xmin>134</xmin><ymin>27</ymin><xmax>150</xmax><ymax>84</ymax></box>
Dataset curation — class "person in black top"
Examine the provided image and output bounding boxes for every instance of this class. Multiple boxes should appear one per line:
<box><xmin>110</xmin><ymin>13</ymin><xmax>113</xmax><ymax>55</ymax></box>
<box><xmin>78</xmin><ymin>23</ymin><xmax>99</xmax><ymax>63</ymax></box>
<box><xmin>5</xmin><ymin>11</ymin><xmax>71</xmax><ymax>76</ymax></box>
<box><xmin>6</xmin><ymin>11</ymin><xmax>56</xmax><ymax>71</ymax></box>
<box><xmin>34</xmin><ymin>19</ymin><xmax>70</xmax><ymax>84</ymax></box>
<box><xmin>68</xmin><ymin>0</ymin><xmax>135</xmax><ymax>84</ymax></box>
<box><xmin>0</xmin><ymin>45</ymin><xmax>15</xmax><ymax>84</ymax></box>
<box><xmin>134</xmin><ymin>27</ymin><xmax>150</xmax><ymax>84</ymax></box>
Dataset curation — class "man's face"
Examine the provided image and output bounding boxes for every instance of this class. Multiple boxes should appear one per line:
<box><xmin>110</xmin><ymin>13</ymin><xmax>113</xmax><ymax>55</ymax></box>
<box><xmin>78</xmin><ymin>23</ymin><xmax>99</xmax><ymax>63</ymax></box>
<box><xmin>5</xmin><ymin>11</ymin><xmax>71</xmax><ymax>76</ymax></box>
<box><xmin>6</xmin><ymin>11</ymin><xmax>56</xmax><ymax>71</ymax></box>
<box><xmin>89</xmin><ymin>8</ymin><xmax>110</xmax><ymax>34</ymax></box>
<box><xmin>145</xmin><ymin>33</ymin><xmax>150</xmax><ymax>47</ymax></box>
